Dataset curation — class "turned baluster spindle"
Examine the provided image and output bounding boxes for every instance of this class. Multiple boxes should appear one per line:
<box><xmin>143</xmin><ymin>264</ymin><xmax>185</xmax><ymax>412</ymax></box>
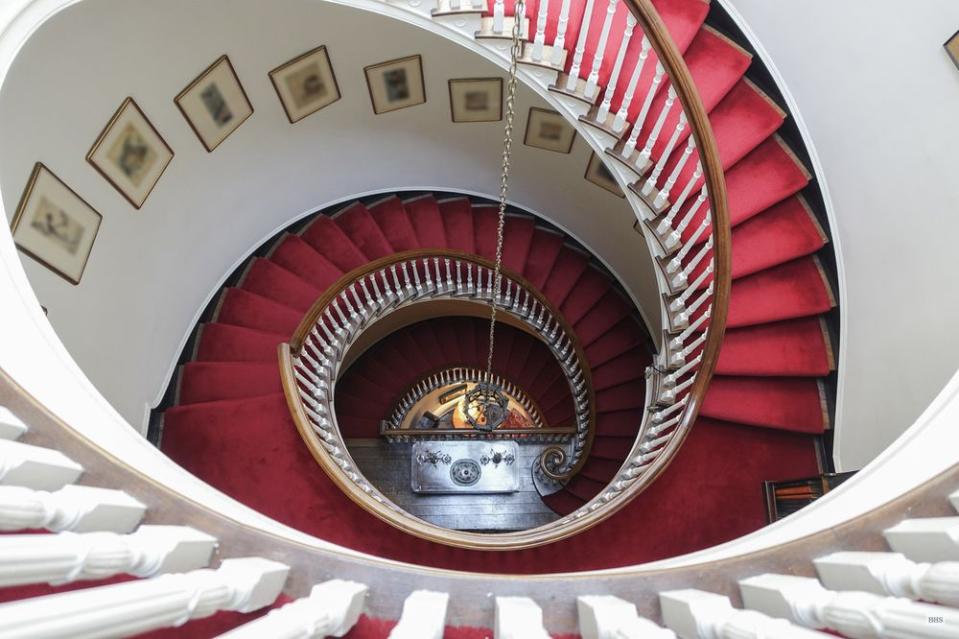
<box><xmin>565</xmin><ymin>0</ymin><xmax>596</xmax><ymax>91</ymax></box>
<box><xmin>622</xmin><ymin>62</ymin><xmax>664</xmax><ymax>156</ymax></box>
<box><xmin>598</xmin><ymin>14</ymin><xmax>635</xmax><ymax>121</ymax></box>
<box><xmin>642</xmin><ymin>111</ymin><xmax>686</xmax><ymax>196</ymax></box>
<box><xmin>637</xmin><ymin>86</ymin><xmax>676</xmax><ymax>167</ymax></box>
<box><xmin>532</xmin><ymin>0</ymin><xmax>550</xmax><ymax>61</ymax></box>
<box><xmin>584</xmin><ymin>0</ymin><xmax>619</xmax><ymax>100</ymax></box>
<box><xmin>654</xmin><ymin>136</ymin><xmax>695</xmax><ymax>208</ymax></box>
<box><xmin>551</xmin><ymin>0</ymin><xmax>573</xmax><ymax>66</ymax></box>
<box><xmin>667</xmin><ymin>217</ymin><xmax>711</xmax><ymax>274</ymax></box>
<box><xmin>493</xmin><ymin>0</ymin><xmax>505</xmax><ymax>34</ymax></box>
<box><xmin>613</xmin><ymin>36</ymin><xmax>650</xmax><ymax>132</ymax></box>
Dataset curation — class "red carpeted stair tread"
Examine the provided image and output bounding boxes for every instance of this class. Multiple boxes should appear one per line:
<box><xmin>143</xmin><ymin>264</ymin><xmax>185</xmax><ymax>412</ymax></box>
<box><xmin>591</xmin><ymin>347</ymin><xmax>650</xmax><ymax>390</ymax></box>
<box><xmin>595</xmin><ymin>409</ymin><xmax>644</xmax><ymax>436</ymax></box>
<box><xmin>522</xmin><ymin>228</ymin><xmax>565</xmax><ymax>290</ymax></box>
<box><xmin>589</xmin><ymin>436</ymin><xmax>635</xmax><ymax>460</ymax></box>
<box><xmin>541</xmin><ymin>489</ymin><xmax>586</xmax><ymax>517</ymax></box>
<box><xmin>725</xmin><ymin>136</ymin><xmax>811</xmax><ymax>228</ymax></box>
<box><xmin>678</xmin><ymin>196</ymin><xmax>829</xmax><ymax>289</ymax></box>
<box><xmin>727</xmin><ymin>256</ymin><xmax>834</xmax><ymax>328</ymax></box>
<box><xmin>595</xmin><ymin>379</ymin><xmax>646</xmax><ymax>412</ymax></box>
<box><xmin>299</xmin><ymin>215</ymin><xmax>368</xmax><ymax>272</ymax></box>
<box><xmin>177</xmin><ymin>361</ymin><xmax>282</xmax><ymax>405</ymax></box>
<box><xmin>405</xmin><ymin>195</ymin><xmax>447</xmax><ymax>248</ymax></box>
<box><xmin>560</xmin><ymin>265</ymin><xmax>612</xmax><ymax>326</ymax></box>
<box><xmin>584</xmin><ymin>317</ymin><xmax>646</xmax><ymax>368</ymax></box>
<box><xmin>502</xmin><ymin>215</ymin><xmax>537</xmax><ymax>273</ymax></box>
<box><xmin>505</xmin><ymin>331</ymin><xmax>535</xmax><ymax>378</ymax></box>
<box><xmin>215</xmin><ymin>288</ymin><xmax>303</xmax><ymax>336</ymax></box>
<box><xmin>195</xmin><ymin>323</ymin><xmax>288</xmax><ymax>363</ymax></box>
<box><xmin>239</xmin><ymin>258</ymin><xmax>321</xmax><ymax>312</ymax></box>
<box><xmin>541</xmin><ymin>246</ymin><xmax>589</xmax><ymax>309</ymax></box>
<box><xmin>574</xmin><ymin>290</ymin><xmax>632</xmax><ymax>346</ymax></box>
<box><xmin>335</xmin><ymin>202</ymin><xmax>394</xmax><ymax>260</ymax></box>
<box><xmin>661</xmin><ymin>79</ymin><xmax>786</xmax><ymax>191</ymax></box>
<box><xmin>641</xmin><ymin>25</ymin><xmax>752</xmax><ymax>158</ymax></box>
<box><xmin>269</xmin><ymin>235</ymin><xmax>344</xmax><ymax>291</ymax></box>
<box><xmin>539</xmin><ymin>374</ymin><xmax>575</xmax><ymax>420</ymax></box>
<box><xmin>368</xmin><ymin>196</ymin><xmax>420</xmax><ymax>251</ymax></box>
<box><xmin>716</xmin><ymin>318</ymin><xmax>833</xmax><ymax>377</ymax></box>
<box><xmin>701</xmin><ymin>376</ymin><xmax>827</xmax><ymax>433</ymax></box>
<box><xmin>431</xmin><ymin>320</ymin><xmax>465</xmax><ymax>364</ymax></box>
<box><xmin>564</xmin><ymin>474</ymin><xmax>608</xmax><ymax>502</ymax></box>
<box><xmin>438</xmin><ymin>198</ymin><xmax>476</xmax><ymax>254</ymax></box>
<box><xmin>580</xmin><ymin>456</ymin><xmax>623</xmax><ymax>484</ymax></box>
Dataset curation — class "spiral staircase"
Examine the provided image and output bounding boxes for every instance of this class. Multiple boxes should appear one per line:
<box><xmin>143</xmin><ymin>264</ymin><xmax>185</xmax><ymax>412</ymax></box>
<box><xmin>1</xmin><ymin>0</ymin><xmax>958</xmax><ymax>637</ymax></box>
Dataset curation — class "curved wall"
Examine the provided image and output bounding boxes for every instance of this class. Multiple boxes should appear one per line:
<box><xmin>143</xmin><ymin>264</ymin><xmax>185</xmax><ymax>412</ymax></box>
<box><xmin>721</xmin><ymin>0</ymin><xmax>959</xmax><ymax>470</ymax></box>
<box><xmin>0</xmin><ymin>0</ymin><xmax>657</xmax><ymax>429</ymax></box>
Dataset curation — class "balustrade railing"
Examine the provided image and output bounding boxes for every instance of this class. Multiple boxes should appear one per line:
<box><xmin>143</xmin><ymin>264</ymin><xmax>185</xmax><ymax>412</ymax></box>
<box><xmin>280</xmin><ymin>249</ymin><xmax>602</xmax><ymax>547</ymax></box>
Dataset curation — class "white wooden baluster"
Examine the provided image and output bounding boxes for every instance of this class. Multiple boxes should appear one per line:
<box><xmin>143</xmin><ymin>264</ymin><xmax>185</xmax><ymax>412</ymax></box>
<box><xmin>532</xmin><ymin>0</ymin><xmax>550</xmax><ymax>61</ymax></box>
<box><xmin>951</xmin><ymin>490</ymin><xmax>959</xmax><ymax>512</ymax></box>
<box><xmin>669</xmin><ymin>330</ymin><xmax>707</xmax><ymax>368</ymax></box>
<box><xmin>669</xmin><ymin>264</ymin><xmax>712</xmax><ymax>313</ymax></box>
<box><xmin>660</xmin><ymin>161</ymin><xmax>701</xmax><ymax>224</ymax></box>
<box><xmin>674</xmin><ymin>237</ymin><xmax>713</xmax><ymax>287</ymax></box>
<box><xmin>584</xmin><ymin>0</ymin><xmax>618</xmax><ymax>99</ymax></box>
<box><xmin>655</xmin><ymin>136</ymin><xmax>695</xmax><ymax>208</ymax></box>
<box><xmin>637</xmin><ymin>86</ymin><xmax>676</xmax><ymax>168</ymax></box>
<box><xmin>660</xmin><ymin>589</ymin><xmax>830</xmax><ymax>639</ymax></box>
<box><xmin>389</xmin><ymin>590</ymin><xmax>449</xmax><ymax>639</ymax></box>
<box><xmin>613</xmin><ymin>36</ymin><xmax>650</xmax><ymax>132</ymax></box>
<box><xmin>0</xmin><ymin>557</ymin><xmax>289</xmax><ymax>639</ymax></box>
<box><xmin>662</xmin><ymin>187</ymin><xmax>708</xmax><ymax>252</ymax></box>
<box><xmin>597</xmin><ymin>14</ymin><xmax>635</xmax><ymax>121</ymax></box>
<box><xmin>495</xmin><ymin>596</ymin><xmax>551</xmax><ymax>639</ymax></box>
<box><xmin>578</xmin><ymin>595</ymin><xmax>676</xmax><ymax>638</ymax></box>
<box><xmin>551</xmin><ymin>0</ymin><xmax>573</xmax><ymax>66</ymax></box>
<box><xmin>492</xmin><ymin>0</ymin><xmax>505</xmax><ymax>33</ymax></box>
<box><xmin>218</xmin><ymin>579</ymin><xmax>368</xmax><ymax>638</ymax></box>
<box><xmin>667</xmin><ymin>217</ymin><xmax>710</xmax><ymax>274</ymax></box>
<box><xmin>667</xmin><ymin>309</ymin><xmax>710</xmax><ymax>355</ymax></box>
<box><xmin>0</xmin><ymin>484</ymin><xmax>145</xmax><ymax>532</ymax></box>
<box><xmin>565</xmin><ymin>0</ymin><xmax>596</xmax><ymax>90</ymax></box>
<box><xmin>473</xmin><ymin>0</ymin><xmax>484</xmax><ymax>9</ymax></box>
<box><xmin>671</xmin><ymin>283</ymin><xmax>712</xmax><ymax>331</ymax></box>
<box><xmin>0</xmin><ymin>439</ymin><xmax>83</xmax><ymax>490</ymax></box>
<box><xmin>642</xmin><ymin>112</ymin><xmax>686</xmax><ymax>196</ymax></box>
<box><xmin>0</xmin><ymin>407</ymin><xmax>26</xmax><ymax>440</ymax></box>
<box><xmin>815</xmin><ymin>551</ymin><xmax>959</xmax><ymax>607</ymax></box>
<box><xmin>742</xmin><ymin>573</ymin><xmax>959</xmax><ymax>638</ymax></box>
<box><xmin>0</xmin><ymin>525</ymin><xmax>216</xmax><ymax>587</ymax></box>
<box><xmin>450</xmin><ymin>0</ymin><xmax>461</xmax><ymax>10</ymax></box>
<box><xmin>884</xmin><ymin>517</ymin><xmax>959</xmax><ymax>562</ymax></box>
<box><xmin>622</xmin><ymin>63</ymin><xmax>664</xmax><ymax>156</ymax></box>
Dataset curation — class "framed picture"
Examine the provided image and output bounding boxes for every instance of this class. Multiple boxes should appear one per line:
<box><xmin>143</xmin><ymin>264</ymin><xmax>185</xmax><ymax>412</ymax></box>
<box><xmin>11</xmin><ymin>163</ymin><xmax>102</xmax><ymax>285</ymax></box>
<box><xmin>175</xmin><ymin>55</ymin><xmax>253</xmax><ymax>152</ymax></box>
<box><xmin>448</xmin><ymin>77</ymin><xmax>502</xmax><ymax>123</ymax></box>
<box><xmin>86</xmin><ymin>97</ymin><xmax>173</xmax><ymax>209</ymax></box>
<box><xmin>524</xmin><ymin>107</ymin><xmax>576</xmax><ymax>153</ymax></box>
<box><xmin>269</xmin><ymin>45</ymin><xmax>341</xmax><ymax>123</ymax></box>
<box><xmin>585</xmin><ymin>153</ymin><xmax>625</xmax><ymax>197</ymax></box>
<box><xmin>364</xmin><ymin>54</ymin><xmax>425</xmax><ymax>114</ymax></box>
<box><xmin>946</xmin><ymin>30</ymin><xmax>959</xmax><ymax>69</ymax></box>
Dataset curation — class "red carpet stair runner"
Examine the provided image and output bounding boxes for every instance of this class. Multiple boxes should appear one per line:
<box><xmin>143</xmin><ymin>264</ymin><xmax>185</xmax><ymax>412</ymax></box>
<box><xmin>160</xmin><ymin>0</ymin><xmax>835</xmax><ymax>575</ymax></box>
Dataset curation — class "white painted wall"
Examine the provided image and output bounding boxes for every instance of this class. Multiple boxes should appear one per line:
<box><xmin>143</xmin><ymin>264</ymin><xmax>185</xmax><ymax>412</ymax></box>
<box><xmin>0</xmin><ymin>0</ymin><xmax>657</xmax><ymax>431</ymax></box>
<box><xmin>720</xmin><ymin>0</ymin><xmax>959</xmax><ymax>470</ymax></box>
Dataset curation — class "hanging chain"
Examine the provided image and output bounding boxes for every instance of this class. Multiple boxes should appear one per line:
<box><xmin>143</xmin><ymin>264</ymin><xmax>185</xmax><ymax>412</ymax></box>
<box><xmin>487</xmin><ymin>0</ymin><xmax>525</xmax><ymax>375</ymax></box>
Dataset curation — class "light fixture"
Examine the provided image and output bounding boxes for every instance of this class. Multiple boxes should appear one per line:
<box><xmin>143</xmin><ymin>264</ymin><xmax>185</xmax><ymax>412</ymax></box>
<box><xmin>469</xmin><ymin>1</ymin><xmax>526</xmax><ymax>433</ymax></box>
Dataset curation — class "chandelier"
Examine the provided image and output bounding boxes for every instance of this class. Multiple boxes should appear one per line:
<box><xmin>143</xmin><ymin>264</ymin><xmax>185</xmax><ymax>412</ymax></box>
<box><xmin>469</xmin><ymin>0</ymin><xmax>526</xmax><ymax>433</ymax></box>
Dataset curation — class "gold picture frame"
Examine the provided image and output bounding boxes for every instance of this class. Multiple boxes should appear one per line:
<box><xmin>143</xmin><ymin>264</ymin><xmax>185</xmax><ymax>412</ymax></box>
<box><xmin>524</xmin><ymin>107</ymin><xmax>576</xmax><ymax>153</ymax></box>
<box><xmin>269</xmin><ymin>45</ymin><xmax>341</xmax><ymax>123</ymax></box>
<box><xmin>364</xmin><ymin>54</ymin><xmax>426</xmax><ymax>115</ymax></box>
<box><xmin>86</xmin><ymin>97</ymin><xmax>173</xmax><ymax>209</ymax></box>
<box><xmin>175</xmin><ymin>55</ymin><xmax>253</xmax><ymax>152</ymax></box>
<box><xmin>11</xmin><ymin>163</ymin><xmax>102</xmax><ymax>285</ymax></box>
<box><xmin>946</xmin><ymin>30</ymin><xmax>959</xmax><ymax>69</ymax></box>
<box><xmin>448</xmin><ymin>77</ymin><xmax>503</xmax><ymax>123</ymax></box>
<box><xmin>585</xmin><ymin>152</ymin><xmax>625</xmax><ymax>197</ymax></box>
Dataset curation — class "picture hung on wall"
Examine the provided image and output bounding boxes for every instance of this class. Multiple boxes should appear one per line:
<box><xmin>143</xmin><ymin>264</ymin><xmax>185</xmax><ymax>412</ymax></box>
<box><xmin>269</xmin><ymin>45</ymin><xmax>341</xmax><ymax>123</ymax></box>
<box><xmin>86</xmin><ymin>97</ymin><xmax>174</xmax><ymax>209</ymax></box>
<box><xmin>946</xmin><ymin>30</ymin><xmax>959</xmax><ymax>69</ymax></box>
<box><xmin>364</xmin><ymin>55</ymin><xmax>426</xmax><ymax>114</ymax></box>
<box><xmin>448</xmin><ymin>77</ymin><xmax>503</xmax><ymax>123</ymax></box>
<box><xmin>524</xmin><ymin>107</ymin><xmax>576</xmax><ymax>153</ymax></box>
<box><xmin>11</xmin><ymin>163</ymin><xmax>102</xmax><ymax>285</ymax></box>
<box><xmin>584</xmin><ymin>152</ymin><xmax>625</xmax><ymax>197</ymax></box>
<box><xmin>175</xmin><ymin>55</ymin><xmax>253</xmax><ymax>152</ymax></box>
